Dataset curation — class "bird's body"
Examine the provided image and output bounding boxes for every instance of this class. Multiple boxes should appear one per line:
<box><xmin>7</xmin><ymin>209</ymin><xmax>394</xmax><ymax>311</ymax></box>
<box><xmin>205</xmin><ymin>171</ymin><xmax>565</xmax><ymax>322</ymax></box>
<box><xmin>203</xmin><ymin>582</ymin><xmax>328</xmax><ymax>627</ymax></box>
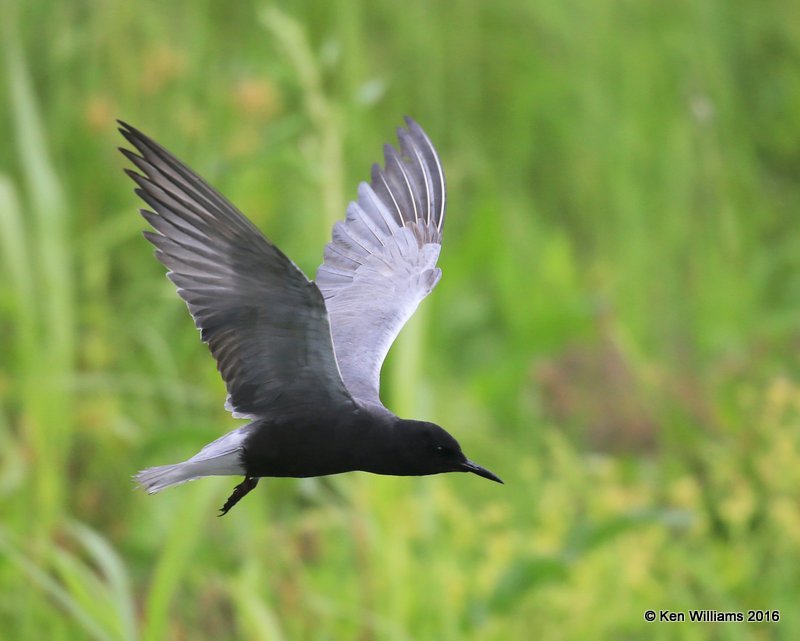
<box><xmin>243</xmin><ymin>412</ymin><xmax>450</xmax><ymax>479</ymax></box>
<box><xmin>120</xmin><ymin>118</ymin><xmax>501</xmax><ymax>514</ymax></box>
<box><xmin>244</xmin><ymin>410</ymin><xmax>382</xmax><ymax>479</ymax></box>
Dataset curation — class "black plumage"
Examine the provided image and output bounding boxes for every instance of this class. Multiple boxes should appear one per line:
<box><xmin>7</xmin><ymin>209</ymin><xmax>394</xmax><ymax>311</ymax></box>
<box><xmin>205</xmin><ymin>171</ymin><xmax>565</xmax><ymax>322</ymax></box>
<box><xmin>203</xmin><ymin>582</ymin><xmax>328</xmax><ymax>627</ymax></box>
<box><xmin>120</xmin><ymin>118</ymin><xmax>501</xmax><ymax>515</ymax></box>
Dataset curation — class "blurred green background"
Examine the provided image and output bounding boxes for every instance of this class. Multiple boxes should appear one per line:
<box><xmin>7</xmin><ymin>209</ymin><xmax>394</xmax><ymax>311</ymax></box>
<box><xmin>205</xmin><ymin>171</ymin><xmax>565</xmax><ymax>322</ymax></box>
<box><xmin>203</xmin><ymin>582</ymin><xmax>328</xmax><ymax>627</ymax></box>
<box><xmin>2</xmin><ymin>0</ymin><xmax>800</xmax><ymax>639</ymax></box>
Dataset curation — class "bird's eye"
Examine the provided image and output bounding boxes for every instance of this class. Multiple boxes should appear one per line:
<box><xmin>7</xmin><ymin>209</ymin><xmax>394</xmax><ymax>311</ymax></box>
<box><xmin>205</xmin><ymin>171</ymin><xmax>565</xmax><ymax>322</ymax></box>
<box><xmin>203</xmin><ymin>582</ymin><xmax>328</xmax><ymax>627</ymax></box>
<box><xmin>436</xmin><ymin>445</ymin><xmax>446</xmax><ymax>455</ymax></box>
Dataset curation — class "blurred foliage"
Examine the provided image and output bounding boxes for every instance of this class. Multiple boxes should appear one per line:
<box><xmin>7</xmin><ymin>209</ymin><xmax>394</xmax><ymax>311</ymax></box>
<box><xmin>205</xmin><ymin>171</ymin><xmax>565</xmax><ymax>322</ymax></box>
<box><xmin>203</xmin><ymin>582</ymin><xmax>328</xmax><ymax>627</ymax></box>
<box><xmin>1</xmin><ymin>0</ymin><xmax>800</xmax><ymax>639</ymax></box>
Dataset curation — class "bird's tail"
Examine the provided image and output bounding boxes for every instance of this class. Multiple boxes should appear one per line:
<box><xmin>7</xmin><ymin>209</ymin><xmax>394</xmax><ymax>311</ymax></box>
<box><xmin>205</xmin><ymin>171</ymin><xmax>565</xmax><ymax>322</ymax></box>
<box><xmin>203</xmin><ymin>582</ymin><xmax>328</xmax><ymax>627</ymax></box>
<box><xmin>135</xmin><ymin>462</ymin><xmax>209</xmax><ymax>494</ymax></box>
<box><xmin>134</xmin><ymin>426</ymin><xmax>251</xmax><ymax>494</ymax></box>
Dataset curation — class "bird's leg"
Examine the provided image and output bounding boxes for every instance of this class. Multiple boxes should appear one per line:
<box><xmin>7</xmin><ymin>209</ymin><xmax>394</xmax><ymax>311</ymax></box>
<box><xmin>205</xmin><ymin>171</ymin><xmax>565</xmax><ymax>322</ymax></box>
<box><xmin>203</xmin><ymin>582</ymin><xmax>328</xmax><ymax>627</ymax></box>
<box><xmin>218</xmin><ymin>476</ymin><xmax>259</xmax><ymax>516</ymax></box>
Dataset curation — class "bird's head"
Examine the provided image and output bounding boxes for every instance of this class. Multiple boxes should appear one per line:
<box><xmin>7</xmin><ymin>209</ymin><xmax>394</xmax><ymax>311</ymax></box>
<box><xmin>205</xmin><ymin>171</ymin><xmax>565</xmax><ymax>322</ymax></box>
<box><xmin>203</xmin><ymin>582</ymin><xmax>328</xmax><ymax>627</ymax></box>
<box><xmin>398</xmin><ymin>420</ymin><xmax>503</xmax><ymax>483</ymax></box>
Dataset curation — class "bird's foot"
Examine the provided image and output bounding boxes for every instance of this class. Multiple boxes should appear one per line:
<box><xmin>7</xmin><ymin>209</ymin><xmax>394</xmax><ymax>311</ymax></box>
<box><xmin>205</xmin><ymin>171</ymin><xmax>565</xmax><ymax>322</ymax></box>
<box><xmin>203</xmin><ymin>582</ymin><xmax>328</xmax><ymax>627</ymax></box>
<box><xmin>218</xmin><ymin>476</ymin><xmax>259</xmax><ymax>516</ymax></box>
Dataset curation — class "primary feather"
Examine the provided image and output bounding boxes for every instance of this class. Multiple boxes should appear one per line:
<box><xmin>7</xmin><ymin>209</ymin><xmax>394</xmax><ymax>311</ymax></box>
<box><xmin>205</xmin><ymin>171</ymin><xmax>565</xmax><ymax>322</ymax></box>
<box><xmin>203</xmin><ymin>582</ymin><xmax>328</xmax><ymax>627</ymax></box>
<box><xmin>316</xmin><ymin>117</ymin><xmax>447</xmax><ymax>405</ymax></box>
<box><xmin>119</xmin><ymin>122</ymin><xmax>355</xmax><ymax>422</ymax></box>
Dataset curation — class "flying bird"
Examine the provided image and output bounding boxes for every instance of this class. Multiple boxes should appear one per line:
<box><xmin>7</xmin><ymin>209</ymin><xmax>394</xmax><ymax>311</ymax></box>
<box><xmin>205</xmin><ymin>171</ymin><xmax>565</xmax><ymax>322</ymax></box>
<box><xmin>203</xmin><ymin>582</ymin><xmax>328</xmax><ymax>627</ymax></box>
<box><xmin>120</xmin><ymin>117</ymin><xmax>502</xmax><ymax>515</ymax></box>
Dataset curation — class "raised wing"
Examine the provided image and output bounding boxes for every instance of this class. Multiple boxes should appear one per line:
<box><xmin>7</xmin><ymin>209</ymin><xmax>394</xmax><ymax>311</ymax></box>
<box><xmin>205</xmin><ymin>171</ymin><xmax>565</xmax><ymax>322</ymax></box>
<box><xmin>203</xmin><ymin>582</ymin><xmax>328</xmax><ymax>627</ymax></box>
<box><xmin>119</xmin><ymin>122</ymin><xmax>355</xmax><ymax>420</ymax></box>
<box><xmin>316</xmin><ymin>118</ymin><xmax>446</xmax><ymax>405</ymax></box>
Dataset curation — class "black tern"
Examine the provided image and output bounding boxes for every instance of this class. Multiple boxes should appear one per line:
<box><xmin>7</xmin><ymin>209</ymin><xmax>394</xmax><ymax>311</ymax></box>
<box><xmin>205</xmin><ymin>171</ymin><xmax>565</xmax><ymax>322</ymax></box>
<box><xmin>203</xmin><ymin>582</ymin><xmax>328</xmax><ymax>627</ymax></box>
<box><xmin>120</xmin><ymin>117</ymin><xmax>502</xmax><ymax>515</ymax></box>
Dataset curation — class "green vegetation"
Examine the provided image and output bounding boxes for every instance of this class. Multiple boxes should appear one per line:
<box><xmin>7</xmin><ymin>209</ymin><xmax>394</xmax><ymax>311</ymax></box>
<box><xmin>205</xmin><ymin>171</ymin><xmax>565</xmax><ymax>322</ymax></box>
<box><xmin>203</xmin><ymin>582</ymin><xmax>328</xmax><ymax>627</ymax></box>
<box><xmin>2</xmin><ymin>1</ymin><xmax>799</xmax><ymax>639</ymax></box>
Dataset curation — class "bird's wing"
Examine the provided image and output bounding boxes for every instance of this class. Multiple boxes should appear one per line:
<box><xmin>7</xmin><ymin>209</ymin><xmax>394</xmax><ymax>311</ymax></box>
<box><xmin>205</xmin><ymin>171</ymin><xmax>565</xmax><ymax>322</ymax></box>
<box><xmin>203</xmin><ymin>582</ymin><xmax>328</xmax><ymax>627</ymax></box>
<box><xmin>316</xmin><ymin>118</ymin><xmax>446</xmax><ymax>405</ymax></box>
<box><xmin>119</xmin><ymin>122</ymin><xmax>355</xmax><ymax>420</ymax></box>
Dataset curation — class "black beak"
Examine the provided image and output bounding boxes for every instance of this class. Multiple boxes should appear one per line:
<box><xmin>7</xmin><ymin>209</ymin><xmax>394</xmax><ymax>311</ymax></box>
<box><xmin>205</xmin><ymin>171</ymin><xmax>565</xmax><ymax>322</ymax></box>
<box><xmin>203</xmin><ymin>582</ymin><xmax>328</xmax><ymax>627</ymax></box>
<box><xmin>462</xmin><ymin>460</ymin><xmax>504</xmax><ymax>484</ymax></box>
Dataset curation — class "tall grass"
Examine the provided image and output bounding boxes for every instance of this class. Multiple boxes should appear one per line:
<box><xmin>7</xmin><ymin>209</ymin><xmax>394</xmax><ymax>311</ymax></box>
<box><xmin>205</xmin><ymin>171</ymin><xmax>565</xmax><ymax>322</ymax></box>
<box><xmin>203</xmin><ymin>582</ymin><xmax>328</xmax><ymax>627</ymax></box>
<box><xmin>1</xmin><ymin>0</ymin><xmax>800</xmax><ymax>640</ymax></box>
<box><xmin>3</xmin><ymin>30</ymin><xmax>75</xmax><ymax>532</ymax></box>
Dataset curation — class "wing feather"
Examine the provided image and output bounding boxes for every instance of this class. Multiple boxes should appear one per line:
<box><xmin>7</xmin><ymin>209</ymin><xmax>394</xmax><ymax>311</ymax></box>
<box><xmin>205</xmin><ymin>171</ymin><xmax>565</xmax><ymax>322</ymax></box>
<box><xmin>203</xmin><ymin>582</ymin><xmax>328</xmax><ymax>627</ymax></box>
<box><xmin>119</xmin><ymin>122</ymin><xmax>354</xmax><ymax>420</ymax></box>
<box><xmin>316</xmin><ymin>118</ymin><xmax>446</xmax><ymax>405</ymax></box>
